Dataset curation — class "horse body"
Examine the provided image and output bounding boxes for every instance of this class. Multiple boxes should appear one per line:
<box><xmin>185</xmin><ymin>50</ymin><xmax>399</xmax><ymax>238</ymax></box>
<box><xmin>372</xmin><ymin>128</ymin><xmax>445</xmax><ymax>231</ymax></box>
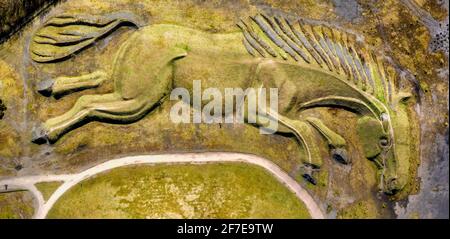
<box><xmin>29</xmin><ymin>12</ymin><xmax>416</xmax><ymax>195</ymax></box>
<box><xmin>110</xmin><ymin>24</ymin><xmax>382</xmax><ymax>169</ymax></box>
<box><xmin>121</xmin><ymin>24</ymin><xmax>377</xmax><ymax>117</ymax></box>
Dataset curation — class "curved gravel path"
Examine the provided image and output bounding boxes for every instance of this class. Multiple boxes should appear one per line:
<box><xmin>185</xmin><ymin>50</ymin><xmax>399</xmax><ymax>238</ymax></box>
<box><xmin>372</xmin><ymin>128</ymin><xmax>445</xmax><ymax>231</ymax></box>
<box><xmin>0</xmin><ymin>152</ymin><xmax>325</xmax><ymax>219</ymax></box>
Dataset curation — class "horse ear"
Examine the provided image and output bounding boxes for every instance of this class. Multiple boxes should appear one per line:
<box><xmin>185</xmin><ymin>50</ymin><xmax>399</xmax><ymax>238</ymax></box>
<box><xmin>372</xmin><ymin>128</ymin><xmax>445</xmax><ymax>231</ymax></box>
<box><xmin>395</xmin><ymin>73</ymin><xmax>418</xmax><ymax>105</ymax></box>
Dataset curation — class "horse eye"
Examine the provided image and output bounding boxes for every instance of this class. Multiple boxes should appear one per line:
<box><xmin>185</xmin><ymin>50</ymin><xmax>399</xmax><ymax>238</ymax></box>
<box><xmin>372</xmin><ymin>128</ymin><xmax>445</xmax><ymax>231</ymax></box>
<box><xmin>379</xmin><ymin>138</ymin><xmax>389</xmax><ymax>147</ymax></box>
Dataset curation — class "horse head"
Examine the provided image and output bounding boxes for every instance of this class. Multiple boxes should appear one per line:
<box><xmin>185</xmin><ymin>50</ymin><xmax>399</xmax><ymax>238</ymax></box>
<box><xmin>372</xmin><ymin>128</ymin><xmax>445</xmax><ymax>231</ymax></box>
<box><xmin>356</xmin><ymin>71</ymin><xmax>417</xmax><ymax>194</ymax></box>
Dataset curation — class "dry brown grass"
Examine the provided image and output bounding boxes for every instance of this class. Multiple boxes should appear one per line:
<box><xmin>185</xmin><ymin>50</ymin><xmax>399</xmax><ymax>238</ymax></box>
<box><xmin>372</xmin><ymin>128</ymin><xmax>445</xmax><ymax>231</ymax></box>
<box><xmin>0</xmin><ymin>0</ymin><xmax>58</xmax><ymax>42</ymax></box>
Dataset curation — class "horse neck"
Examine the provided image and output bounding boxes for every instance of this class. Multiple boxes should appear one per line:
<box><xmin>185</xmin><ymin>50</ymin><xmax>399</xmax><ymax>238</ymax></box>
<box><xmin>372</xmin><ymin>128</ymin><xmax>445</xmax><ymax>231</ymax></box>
<box><xmin>298</xmin><ymin>65</ymin><xmax>388</xmax><ymax>120</ymax></box>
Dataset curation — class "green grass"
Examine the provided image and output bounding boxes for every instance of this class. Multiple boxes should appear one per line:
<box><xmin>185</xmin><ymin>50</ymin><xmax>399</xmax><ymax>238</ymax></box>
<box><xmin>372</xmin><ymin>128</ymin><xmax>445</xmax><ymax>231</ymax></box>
<box><xmin>336</xmin><ymin>199</ymin><xmax>378</xmax><ymax>219</ymax></box>
<box><xmin>35</xmin><ymin>181</ymin><xmax>63</xmax><ymax>201</ymax></box>
<box><xmin>0</xmin><ymin>191</ymin><xmax>34</xmax><ymax>219</ymax></box>
<box><xmin>47</xmin><ymin>162</ymin><xmax>311</xmax><ymax>219</ymax></box>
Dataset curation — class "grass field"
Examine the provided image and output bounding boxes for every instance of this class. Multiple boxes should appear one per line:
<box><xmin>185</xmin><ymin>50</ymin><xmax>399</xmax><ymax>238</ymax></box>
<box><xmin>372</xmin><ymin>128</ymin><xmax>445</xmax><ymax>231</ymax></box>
<box><xmin>0</xmin><ymin>191</ymin><xmax>34</xmax><ymax>219</ymax></box>
<box><xmin>35</xmin><ymin>181</ymin><xmax>63</xmax><ymax>201</ymax></box>
<box><xmin>47</xmin><ymin>162</ymin><xmax>311</xmax><ymax>218</ymax></box>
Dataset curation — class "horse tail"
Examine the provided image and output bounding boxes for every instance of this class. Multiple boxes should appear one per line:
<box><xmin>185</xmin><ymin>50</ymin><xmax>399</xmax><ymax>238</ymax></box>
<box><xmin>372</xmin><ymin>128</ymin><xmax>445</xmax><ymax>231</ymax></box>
<box><xmin>30</xmin><ymin>12</ymin><xmax>143</xmax><ymax>63</ymax></box>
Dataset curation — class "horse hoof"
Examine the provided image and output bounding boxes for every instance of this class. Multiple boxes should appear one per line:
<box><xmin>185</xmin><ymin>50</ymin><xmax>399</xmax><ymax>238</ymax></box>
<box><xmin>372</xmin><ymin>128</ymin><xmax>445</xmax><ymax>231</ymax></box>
<box><xmin>37</xmin><ymin>79</ymin><xmax>54</xmax><ymax>96</ymax></box>
<box><xmin>331</xmin><ymin>148</ymin><xmax>351</xmax><ymax>165</ymax></box>
<box><xmin>302</xmin><ymin>173</ymin><xmax>317</xmax><ymax>185</ymax></box>
<box><xmin>31</xmin><ymin>125</ymin><xmax>49</xmax><ymax>144</ymax></box>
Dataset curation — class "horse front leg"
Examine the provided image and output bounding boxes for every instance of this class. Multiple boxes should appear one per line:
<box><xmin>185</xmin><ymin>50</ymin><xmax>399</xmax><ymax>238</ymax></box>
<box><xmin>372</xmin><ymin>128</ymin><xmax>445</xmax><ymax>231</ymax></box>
<box><xmin>245</xmin><ymin>60</ymin><xmax>323</xmax><ymax>184</ymax></box>
<box><xmin>306</xmin><ymin>117</ymin><xmax>351</xmax><ymax>164</ymax></box>
<box><xmin>37</xmin><ymin>71</ymin><xmax>107</xmax><ymax>97</ymax></box>
<box><xmin>270</xmin><ymin>113</ymin><xmax>324</xmax><ymax>184</ymax></box>
<box><xmin>243</xmin><ymin>100</ymin><xmax>323</xmax><ymax>185</ymax></box>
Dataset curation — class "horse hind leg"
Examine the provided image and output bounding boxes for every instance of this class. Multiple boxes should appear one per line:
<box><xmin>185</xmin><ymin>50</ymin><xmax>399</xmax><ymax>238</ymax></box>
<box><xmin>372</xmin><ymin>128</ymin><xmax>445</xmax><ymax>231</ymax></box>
<box><xmin>87</xmin><ymin>97</ymin><xmax>152</xmax><ymax>123</ymax></box>
<box><xmin>37</xmin><ymin>71</ymin><xmax>107</xmax><ymax>97</ymax></box>
<box><xmin>32</xmin><ymin>93</ymin><xmax>117</xmax><ymax>143</ymax></box>
<box><xmin>32</xmin><ymin>45</ymin><xmax>184</xmax><ymax>144</ymax></box>
<box><xmin>32</xmin><ymin>93</ymin><xmax>149</xmax><ymax>143</ymax></box>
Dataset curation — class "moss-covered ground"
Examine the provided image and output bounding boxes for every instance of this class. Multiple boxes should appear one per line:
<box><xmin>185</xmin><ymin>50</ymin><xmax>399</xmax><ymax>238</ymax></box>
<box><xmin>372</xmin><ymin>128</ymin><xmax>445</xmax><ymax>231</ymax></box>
<box><xmin>47</xmin><ymin>162</ymin><xmax>311</xmax><ymax>219</ymax></box>
<box><xmin>337</xmin><ymin>199</ymin><xmax>378</xmax><ymax>219</ymax></box>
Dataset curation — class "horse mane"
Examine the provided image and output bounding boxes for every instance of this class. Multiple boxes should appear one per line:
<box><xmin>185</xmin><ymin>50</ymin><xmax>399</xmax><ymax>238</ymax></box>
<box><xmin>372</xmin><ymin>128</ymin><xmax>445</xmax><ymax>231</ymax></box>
<box><xmin>238</xmin><ymin>12</ymin><xmax>399</xmax><ymax>104</ymax></box>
